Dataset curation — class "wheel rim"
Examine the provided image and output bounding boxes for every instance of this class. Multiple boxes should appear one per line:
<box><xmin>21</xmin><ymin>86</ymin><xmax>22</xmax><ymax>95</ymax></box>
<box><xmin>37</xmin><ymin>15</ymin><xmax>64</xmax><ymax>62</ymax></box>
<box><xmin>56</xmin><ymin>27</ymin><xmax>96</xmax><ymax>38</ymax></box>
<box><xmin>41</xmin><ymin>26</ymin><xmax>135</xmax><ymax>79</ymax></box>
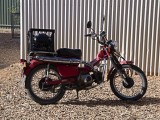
<box><xmin>113</xmin><ymin>68</ymin><xmax>145</xmax><ymax>99</ymax></box>
<box><xmin>30</xmin><ymin>68</ymin><xmax>62</xmax><ymax>100</ymax></box>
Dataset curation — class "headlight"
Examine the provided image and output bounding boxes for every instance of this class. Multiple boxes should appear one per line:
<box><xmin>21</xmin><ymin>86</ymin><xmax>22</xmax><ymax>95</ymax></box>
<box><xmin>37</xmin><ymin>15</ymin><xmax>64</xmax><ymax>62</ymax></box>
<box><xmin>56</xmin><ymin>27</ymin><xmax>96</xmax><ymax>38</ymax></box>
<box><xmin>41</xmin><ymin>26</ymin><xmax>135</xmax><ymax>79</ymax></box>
<box><xmin>111</xmin><ymin>41</ymin><xmax>118</xmax><ymax>50</ymax></box>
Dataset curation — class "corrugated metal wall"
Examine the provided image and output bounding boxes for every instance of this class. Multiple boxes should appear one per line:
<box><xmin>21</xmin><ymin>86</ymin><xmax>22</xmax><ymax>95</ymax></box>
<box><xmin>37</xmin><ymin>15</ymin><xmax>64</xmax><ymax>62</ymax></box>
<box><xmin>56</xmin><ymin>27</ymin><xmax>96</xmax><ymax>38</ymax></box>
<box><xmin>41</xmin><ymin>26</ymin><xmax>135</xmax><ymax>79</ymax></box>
<box><xmin>0</xmin><ymin>0</ymin><xmax>20</xmax><ymax>28</ymax></box>
<box><xmin>20</xmin><ymin>0</ymin><xmax>160</xmax><ymax>76</ymax></box>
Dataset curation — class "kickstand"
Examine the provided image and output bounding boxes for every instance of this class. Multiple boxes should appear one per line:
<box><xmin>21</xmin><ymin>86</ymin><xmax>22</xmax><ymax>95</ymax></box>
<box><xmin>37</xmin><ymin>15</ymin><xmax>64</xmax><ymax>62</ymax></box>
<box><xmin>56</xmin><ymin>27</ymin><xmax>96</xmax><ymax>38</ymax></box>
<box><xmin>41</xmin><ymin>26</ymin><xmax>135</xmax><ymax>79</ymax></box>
<box><xmin>76</xmin><ymin>89</ymin><xmax>79</xmax><ymax>99</ymax></box>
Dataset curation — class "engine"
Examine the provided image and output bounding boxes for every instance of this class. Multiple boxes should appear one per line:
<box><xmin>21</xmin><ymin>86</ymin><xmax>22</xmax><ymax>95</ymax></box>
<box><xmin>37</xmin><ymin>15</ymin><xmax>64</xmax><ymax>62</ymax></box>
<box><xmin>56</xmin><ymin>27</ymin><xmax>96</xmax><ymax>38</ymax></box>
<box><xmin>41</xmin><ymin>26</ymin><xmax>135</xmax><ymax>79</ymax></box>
<box><xmin>77</xmin><ymin>73</ymin><xmax>93</xmax><ymax>87</ymax></box>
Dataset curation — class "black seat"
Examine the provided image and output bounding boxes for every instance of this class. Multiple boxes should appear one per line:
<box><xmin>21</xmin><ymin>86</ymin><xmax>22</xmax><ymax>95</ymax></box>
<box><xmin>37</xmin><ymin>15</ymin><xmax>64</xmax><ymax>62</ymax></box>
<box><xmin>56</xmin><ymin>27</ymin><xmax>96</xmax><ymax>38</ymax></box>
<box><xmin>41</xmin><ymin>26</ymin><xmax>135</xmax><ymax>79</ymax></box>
<box><xmin>56</xmin><ymin>48</ymin><xmax>82</xmax><ymax>59</ymax></box>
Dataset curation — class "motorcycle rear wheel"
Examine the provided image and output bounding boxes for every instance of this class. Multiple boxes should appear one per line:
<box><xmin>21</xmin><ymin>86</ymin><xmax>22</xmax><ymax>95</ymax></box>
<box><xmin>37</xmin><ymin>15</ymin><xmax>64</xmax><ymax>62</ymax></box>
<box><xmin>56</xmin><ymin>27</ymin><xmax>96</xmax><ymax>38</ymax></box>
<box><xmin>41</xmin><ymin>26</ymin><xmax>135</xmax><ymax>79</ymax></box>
<box><xmin>26</xmin><ymin>64</ymin><xmax>65</xmax><ymax>105</ymax></box>
<box><xmin>110</xmin><ymin>64</ymin><xmax>147</xmax><ymax>101</ymax></box>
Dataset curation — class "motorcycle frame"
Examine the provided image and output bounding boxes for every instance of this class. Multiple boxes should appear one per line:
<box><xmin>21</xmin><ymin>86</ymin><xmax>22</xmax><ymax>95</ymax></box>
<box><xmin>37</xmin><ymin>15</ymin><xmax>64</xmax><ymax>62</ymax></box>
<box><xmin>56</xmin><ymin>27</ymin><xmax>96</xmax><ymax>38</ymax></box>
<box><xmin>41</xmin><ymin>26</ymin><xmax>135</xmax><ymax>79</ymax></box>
<box><xmin>22</xmin><ymin>43</ymin><xmax>133</xmax><ymax>89</ymax></box>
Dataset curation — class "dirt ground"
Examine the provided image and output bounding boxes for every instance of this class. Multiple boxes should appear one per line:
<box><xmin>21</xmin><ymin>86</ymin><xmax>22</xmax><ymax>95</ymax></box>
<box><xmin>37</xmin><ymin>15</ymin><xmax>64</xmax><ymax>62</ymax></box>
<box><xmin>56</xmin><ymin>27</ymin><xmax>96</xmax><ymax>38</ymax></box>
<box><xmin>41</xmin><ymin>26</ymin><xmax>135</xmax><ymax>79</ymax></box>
<box><xmin>0</xmin><ymin>33</ymin><xmax>160</xmax><ymax>119</ymax></box>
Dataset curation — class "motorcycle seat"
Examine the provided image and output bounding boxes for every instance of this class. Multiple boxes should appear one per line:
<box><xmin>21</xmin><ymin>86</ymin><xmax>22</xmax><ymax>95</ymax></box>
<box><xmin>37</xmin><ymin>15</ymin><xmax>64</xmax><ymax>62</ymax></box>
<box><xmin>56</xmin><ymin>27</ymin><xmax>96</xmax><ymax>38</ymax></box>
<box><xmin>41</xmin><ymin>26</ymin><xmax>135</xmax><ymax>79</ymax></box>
<box><xmin>56</xmin><ymin>48</ymin><xmax>82</xmax><ymax>59</ymax></box>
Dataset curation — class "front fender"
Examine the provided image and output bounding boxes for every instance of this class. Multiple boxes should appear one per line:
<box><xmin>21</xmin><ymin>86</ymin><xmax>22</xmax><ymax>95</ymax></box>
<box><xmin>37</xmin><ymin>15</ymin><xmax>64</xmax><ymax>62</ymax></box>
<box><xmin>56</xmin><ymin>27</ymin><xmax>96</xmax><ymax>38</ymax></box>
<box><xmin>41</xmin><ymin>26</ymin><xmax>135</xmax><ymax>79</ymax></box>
<box><xmin>120</xmin><ymin>60</ymin><xmax>133</xmax><ymax>65</ymax></box>
<box><xmin>107</xmin><ymin>60</ymin><xmax>133</xmax><ymax>81</ymax></box>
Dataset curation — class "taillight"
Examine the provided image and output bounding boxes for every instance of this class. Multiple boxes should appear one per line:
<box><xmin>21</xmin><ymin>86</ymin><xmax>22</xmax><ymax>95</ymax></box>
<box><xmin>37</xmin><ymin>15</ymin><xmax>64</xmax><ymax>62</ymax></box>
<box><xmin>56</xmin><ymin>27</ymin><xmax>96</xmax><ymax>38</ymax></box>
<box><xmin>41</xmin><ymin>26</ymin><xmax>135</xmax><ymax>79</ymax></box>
<box><xmin>20</xmin><ymin>59</ymin><xmax>27</xmax><ymax>68</ymax></box>
<box><xmin>20</xmin><ymin>59</ymin><xmax>27</xmax><ymax>64</ymax></box>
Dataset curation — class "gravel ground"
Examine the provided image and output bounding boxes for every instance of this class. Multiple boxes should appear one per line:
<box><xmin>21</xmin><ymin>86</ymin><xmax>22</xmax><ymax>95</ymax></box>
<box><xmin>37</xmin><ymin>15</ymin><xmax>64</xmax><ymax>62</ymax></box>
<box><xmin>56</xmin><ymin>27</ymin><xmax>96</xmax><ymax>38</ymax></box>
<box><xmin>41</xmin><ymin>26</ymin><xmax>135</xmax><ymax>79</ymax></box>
<box><xmin>0</xmin><ymin>33</ymin><xmax>20</xmax><ymax>69</ymax></box>
<box><xmin>0</xmin><ymin>33</ymin><xmax>160</xmax><ymax>120</ymax></box>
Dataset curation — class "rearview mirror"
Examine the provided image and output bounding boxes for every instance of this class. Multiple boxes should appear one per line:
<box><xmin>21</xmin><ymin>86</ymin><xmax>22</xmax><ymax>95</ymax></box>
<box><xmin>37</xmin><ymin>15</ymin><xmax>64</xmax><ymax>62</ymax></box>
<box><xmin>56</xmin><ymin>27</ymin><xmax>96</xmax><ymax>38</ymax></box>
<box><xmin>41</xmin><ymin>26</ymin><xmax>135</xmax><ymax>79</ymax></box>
<box><xmin>102</xmin><ymin>16</ymin><xmax>105</xmax><ymax>22</ymax></box>
<box><xmin>87</xmin><ymin>21</ymin><xmax>92</xmax><ymax>28</ymax></box>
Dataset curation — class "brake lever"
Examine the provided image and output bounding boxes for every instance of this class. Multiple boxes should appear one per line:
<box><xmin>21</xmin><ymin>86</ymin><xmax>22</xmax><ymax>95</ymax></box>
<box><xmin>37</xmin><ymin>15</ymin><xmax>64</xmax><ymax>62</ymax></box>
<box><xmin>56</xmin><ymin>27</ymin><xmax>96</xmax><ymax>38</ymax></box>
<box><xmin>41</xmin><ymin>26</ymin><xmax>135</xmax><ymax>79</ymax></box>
<box><xmin>84</xmin><ymin>34</ymin><xmax>92</xmax><ymax>37</ymax></box>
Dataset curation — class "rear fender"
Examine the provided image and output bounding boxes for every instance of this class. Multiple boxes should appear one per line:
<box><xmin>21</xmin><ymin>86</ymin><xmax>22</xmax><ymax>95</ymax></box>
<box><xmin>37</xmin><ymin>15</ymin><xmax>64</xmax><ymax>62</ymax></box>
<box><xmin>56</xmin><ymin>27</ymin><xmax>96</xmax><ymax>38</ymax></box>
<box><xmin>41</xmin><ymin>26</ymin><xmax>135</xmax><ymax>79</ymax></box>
<box><xmin>24</xmin><ymin>60</ymin><xmax>43</xmax><ymax>76</ymax></box>
<box><xmin>107</xmin><ymin>60</ymin><xmax>133</xmax><ymax>81</ymax></box>
<box><xmin>23</xmin><ymin>60</ymin><xmax>44</xmax><ymax>89</ymax></box>
<box><xmin>23</xmin><ymin>60</ymin><xmax>79</xmax><ymax>89</ymax></box>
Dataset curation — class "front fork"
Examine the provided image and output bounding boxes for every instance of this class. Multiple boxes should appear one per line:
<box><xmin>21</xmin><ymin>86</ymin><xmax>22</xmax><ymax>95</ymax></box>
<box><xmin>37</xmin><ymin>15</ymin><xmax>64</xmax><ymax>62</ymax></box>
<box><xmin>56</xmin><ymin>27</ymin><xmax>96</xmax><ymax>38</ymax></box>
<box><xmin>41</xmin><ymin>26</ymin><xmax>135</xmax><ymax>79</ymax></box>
<box><xmin>110</xmin><ymin>55</ymin><xmax>130</xmax><ymax>85</ymax></box>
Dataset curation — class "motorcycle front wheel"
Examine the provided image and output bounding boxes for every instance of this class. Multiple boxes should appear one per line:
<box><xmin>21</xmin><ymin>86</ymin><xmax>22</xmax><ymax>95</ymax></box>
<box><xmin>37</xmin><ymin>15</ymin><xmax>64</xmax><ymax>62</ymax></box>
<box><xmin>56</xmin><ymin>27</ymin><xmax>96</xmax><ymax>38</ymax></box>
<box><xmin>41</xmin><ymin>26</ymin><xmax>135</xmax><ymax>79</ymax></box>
<box><xmin>26</xmin><ymin>64</ymin><xmax>65</xmax><ymax>105</ymax></box>
<box><xmin>110</xmin><ymin>64</ymin><xmax>147</xmax><ymax>101</ymax></box>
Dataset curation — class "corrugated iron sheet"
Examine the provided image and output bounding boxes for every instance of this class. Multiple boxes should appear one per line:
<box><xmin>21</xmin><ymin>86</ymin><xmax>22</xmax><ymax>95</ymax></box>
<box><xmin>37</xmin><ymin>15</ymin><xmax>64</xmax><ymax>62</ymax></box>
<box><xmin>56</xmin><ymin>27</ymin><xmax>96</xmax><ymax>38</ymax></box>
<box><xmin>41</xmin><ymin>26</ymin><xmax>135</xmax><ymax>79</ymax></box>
<box><xmin>20</xmin><ymin>0</ymin><xmax>160</xmax><ymax>76</ymax></box>
<box><xmin>0</xmin><ymin>0</ymin><xmax>20</xmax><ymax>28</ymax></box>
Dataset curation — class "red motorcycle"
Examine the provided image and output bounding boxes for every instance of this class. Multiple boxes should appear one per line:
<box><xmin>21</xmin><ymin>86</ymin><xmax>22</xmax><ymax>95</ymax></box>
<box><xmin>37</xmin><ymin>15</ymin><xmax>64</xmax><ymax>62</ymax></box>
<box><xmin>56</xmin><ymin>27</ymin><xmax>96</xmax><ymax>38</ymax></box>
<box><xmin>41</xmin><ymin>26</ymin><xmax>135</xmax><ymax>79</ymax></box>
<box><xmin>21</xmin><ymin>19</ymin><xmax>147</xmax><ymax>105</ymax></box>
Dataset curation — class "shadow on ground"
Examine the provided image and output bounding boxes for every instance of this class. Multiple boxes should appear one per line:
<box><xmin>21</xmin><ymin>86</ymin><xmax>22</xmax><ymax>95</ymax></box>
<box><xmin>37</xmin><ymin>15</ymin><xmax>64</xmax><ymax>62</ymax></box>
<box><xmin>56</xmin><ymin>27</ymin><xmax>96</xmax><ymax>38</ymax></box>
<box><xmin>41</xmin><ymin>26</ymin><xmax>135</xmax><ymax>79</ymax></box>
<box><xmin>61</xmin><ymin>97</ymin><xmax>160</xmax><ymax>107</ymax></box>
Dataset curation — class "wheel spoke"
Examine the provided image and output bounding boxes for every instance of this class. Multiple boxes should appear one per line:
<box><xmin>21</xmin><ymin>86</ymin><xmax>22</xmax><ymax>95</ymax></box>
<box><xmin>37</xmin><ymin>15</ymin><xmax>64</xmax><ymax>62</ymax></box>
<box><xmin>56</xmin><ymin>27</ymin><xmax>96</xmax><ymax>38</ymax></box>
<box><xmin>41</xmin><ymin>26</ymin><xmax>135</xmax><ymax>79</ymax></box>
<box><xmin>131</xmin><ymin>87</ymin><xmax>134</xmax><ymax>96</ymax></box>
<box><xmin>119</xmin><ymin>84</ymin><xmax>123</xmax><ymax>93</ymax></box>
<box><xmin>111</xmin><ymin>65</ymin><xmax>147</xmax><ymax>100</ymax></box>
<box><xmin>30</xmin><ymin>67</ymin><xmax>62</xmax><ymax>100</ymax></box>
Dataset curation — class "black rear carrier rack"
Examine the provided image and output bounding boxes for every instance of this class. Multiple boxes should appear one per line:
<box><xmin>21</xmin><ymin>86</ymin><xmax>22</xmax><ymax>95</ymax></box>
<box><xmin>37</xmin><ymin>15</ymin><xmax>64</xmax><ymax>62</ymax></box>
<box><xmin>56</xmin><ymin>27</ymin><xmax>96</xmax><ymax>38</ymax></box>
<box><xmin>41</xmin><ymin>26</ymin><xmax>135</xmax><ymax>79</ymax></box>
<box><xmin>27</xmin><ymin>28</ymin><xmax>56</xmax><ymax>58</ymax></box>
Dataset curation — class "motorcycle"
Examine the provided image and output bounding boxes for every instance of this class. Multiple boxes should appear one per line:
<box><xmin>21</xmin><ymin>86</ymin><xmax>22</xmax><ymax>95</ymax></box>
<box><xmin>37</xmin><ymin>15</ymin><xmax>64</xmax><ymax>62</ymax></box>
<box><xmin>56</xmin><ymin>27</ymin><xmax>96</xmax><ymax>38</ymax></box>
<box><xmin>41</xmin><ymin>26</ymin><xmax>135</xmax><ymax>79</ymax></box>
<box><xmin>21</xmin><ymin>18</ymin><xmax>147</xmax><ymax>105</ymax></box>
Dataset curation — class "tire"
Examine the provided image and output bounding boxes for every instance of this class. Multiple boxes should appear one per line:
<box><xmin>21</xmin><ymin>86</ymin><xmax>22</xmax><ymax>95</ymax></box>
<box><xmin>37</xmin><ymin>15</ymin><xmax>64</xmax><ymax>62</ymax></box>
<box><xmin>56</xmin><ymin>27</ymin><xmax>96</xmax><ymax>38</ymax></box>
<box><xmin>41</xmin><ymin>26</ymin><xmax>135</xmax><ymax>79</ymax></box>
<box><xmin>26</xmin><ymin>64</ymin><xmax>65</xmax><ymax>105</ymax></box>
<box><xmin>110</xmin><ymin>64</ymin><xmax>147</xmax><ymax>101</ymax></box>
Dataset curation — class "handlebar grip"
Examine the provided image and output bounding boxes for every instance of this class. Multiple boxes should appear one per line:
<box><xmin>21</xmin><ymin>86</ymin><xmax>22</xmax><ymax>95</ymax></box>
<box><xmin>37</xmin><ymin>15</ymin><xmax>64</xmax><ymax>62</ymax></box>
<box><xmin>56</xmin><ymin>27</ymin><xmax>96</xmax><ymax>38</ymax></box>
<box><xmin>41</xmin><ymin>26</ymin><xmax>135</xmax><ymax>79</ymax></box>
<box><xmin>84</xmin><ymin>34</ymin><xmax>92</xmax><ymax>37</ymax></box>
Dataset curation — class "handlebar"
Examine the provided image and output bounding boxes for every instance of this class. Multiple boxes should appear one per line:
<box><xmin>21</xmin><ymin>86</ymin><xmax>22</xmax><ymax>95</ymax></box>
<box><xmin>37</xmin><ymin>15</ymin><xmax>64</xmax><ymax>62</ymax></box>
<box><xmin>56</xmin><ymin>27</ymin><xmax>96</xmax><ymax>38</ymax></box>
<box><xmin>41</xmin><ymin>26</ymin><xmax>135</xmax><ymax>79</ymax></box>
<box><xmin>84</xmin><ymin>33</ymin><xmax>106</xmax><ymax>45</ymax></box>
<box><xmin>84</xmin><ymin>34</ymin><xmax>92</xmax><ymax>37</ymax></box>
